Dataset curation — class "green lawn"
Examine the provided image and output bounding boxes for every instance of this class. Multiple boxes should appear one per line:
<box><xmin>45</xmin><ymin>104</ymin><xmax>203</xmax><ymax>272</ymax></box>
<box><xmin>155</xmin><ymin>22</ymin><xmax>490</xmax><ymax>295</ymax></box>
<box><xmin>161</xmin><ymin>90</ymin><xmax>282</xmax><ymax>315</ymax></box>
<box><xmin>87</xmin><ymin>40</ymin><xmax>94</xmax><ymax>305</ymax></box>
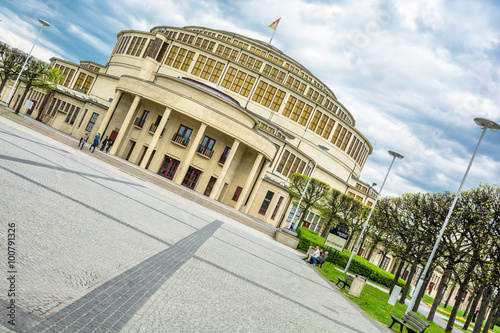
<box><xmin>318</xmin><ymin>262</ymin><xmax>447</xmax><ymax>332</ymax></box>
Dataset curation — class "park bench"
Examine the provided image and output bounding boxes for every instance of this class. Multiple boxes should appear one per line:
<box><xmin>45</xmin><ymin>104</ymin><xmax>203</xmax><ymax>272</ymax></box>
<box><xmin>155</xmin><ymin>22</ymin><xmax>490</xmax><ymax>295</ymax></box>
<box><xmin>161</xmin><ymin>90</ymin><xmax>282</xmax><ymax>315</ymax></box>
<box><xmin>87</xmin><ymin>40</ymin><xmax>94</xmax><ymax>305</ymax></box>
<box><xmin>388</xmin><ymin>312</ymin><xmax>430</xmax><ymax>333</ymax></box>
<box><xmin>336</xmin><ymin>275</ymin><xmax>354</xmax><ymax>289</ymax></box>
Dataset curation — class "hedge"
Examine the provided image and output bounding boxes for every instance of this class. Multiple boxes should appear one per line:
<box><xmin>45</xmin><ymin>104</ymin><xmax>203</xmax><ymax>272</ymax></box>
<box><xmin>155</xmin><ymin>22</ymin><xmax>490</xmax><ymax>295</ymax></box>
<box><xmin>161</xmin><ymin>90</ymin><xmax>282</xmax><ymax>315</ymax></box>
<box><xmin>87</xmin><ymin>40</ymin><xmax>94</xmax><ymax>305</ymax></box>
<box><xmin>296</xmin><ymin>227</ymin><xmax>406</xmax><ymax>289</ymax></box>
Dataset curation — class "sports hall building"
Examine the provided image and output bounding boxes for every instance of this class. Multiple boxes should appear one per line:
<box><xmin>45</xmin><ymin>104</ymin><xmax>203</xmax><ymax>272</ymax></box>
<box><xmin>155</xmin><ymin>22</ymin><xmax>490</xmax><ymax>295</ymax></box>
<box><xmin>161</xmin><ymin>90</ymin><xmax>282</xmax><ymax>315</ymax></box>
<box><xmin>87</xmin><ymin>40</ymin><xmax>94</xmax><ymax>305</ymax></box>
<box><xmin>5</xmin><ymin>25</ymin><xmax>376</xmax><ymax>231</ymax></box>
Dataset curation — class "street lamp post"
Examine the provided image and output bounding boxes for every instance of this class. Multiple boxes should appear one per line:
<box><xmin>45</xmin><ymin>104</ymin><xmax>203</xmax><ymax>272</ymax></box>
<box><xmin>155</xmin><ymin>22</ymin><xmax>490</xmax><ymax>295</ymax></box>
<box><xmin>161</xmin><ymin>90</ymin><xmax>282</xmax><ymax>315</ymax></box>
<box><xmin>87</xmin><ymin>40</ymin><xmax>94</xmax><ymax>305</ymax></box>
<box><xmin>5</xmin><ymin>19</ymin><xmax>51</xmax><ymax>106</ymax></box>
<box><xmin>343</xmin><ymin>150</ymin><xmax>404</xmax><ymax>274</ymax></box>
<box><xmin>406</xmin><ymin>117</ymin><xmax>500</xmax><ymax>314</ymax></box>
<box><xmin>364</xmin><ymin>182</ymin><xmax>377</xmax><ymax>205</ymax></box>
<box><xmin>288</xmin><ymin>144</ymin><xmax>329</xmax><ymax>231</ymax></box>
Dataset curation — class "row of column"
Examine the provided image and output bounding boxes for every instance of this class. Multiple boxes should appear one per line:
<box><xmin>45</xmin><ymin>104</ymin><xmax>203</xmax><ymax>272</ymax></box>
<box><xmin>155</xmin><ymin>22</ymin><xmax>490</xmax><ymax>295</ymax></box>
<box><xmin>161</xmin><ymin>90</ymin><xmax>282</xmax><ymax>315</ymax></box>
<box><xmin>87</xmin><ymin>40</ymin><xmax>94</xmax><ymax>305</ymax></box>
<box><xmin>97</xmin><ymin>90</ymin><xmax>268</xmax><ymax>212</ymax></box>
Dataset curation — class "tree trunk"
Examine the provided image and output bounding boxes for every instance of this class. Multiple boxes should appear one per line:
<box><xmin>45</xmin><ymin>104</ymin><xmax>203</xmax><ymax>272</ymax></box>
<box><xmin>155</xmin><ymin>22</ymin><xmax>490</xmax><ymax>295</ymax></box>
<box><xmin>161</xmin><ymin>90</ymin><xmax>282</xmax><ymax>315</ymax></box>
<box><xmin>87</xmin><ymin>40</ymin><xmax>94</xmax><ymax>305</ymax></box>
<box><xmin>445</xmin><ymin>282</ymin><xmax>457</xmax><ymax>308</ymax></box>
<box><xmin>491</xmin><ymin>305</ymin><xmax>500</xmax><ymax>329</ymax></box>
<box><xmin>473</xmin><ymin>285</ymin><xmax>493</xmax><ymax>333</ymax></box>
<box><xmin>463</xmin><ymin>287</ymin><xmax>482</xmax><ymax>331</ymax></box>
<box><xmin>400</xmin><ymin>262</ymin><xmax>417</xmax><ymax>304</ymax></box>
<box><xmin>366</xmin><ymin>242</ymin><xmax>377</xmax><ymax>261</ymax></box>
<box><xmin>428</xmin><ymin>269</ymin><xmax>451</xmax><ymax>321</ymax></box>
<box><xmin>482</xmin><ymin>288</ymin><xmax>500</xmax><ymax>333</ymax></box>
<box><xmin>412</xmin><ymin>269</ymin><xmax>433</xmax><ymax>312</ymax></box>
<box><xmin>15</xmin><ymin>84</ymin><xmax>31</xmax><ymax>113</ymax></box>
<box><xmin>446</xmin><ymin>282</ymin><xmax>468</xmax><ymax>333</ymax></box>
<box><xmin>463</xmin><ymin>290</ymin><xmax>474</xmax><ymax>319</ymax></box>
<box><xmin>390</xmin><ymin>260</ymin><xmax>404</xmax><ymax>294</ymax></box>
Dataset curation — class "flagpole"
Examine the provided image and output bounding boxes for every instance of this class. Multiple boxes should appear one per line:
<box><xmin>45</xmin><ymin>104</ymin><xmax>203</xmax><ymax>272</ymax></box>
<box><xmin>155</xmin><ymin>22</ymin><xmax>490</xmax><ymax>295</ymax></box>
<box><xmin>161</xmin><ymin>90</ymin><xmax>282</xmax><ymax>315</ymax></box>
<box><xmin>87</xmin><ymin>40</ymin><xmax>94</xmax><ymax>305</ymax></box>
<box><xmin>269</xmin><ymin>28</ymin><xmax>277</xmax><ymax>44</ymax></box>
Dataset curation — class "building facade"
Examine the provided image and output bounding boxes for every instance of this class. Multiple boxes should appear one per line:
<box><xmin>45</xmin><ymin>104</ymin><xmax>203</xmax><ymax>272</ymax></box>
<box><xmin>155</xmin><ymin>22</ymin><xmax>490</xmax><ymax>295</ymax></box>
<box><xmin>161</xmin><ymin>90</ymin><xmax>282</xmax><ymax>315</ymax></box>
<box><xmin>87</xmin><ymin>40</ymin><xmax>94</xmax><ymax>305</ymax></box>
<box><xmin>4</xmin><ymin>25</ymin><xmax>376</xmax><ymax>231</ymax></box>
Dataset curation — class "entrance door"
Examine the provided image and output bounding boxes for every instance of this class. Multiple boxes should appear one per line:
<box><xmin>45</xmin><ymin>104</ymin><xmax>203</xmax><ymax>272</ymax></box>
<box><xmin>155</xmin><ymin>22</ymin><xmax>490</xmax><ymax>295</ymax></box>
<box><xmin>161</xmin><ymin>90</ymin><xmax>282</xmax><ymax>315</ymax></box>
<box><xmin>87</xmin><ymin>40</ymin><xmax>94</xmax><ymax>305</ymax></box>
<box><xmin>182</xmin><ymin>166</ymin><xmax>202</xmax><ymax>190</ymax></box>
<box><xmin>27</xmin><ymin>101</ymin><xmax>37</xmax><ymax>116</ymax></box>
<box><xmin>158</xmin><ymin>156</ymin><xmax>180</xmax><ymax>180</ymax></box>
<box><xmin>203</xmin><ymin>176</ymin><xmax>217</xmax><ymax>196</ymax></box>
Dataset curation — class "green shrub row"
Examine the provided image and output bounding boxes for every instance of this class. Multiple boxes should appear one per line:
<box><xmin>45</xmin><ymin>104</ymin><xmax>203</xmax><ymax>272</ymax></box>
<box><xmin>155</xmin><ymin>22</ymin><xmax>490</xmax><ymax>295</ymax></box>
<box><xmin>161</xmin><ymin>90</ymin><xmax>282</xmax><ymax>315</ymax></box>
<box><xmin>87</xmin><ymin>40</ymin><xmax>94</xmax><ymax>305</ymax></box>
<box><xmin>296</xmin><ymin>227</ymin><xmax>406</xmax><ymax>289</ymax></box>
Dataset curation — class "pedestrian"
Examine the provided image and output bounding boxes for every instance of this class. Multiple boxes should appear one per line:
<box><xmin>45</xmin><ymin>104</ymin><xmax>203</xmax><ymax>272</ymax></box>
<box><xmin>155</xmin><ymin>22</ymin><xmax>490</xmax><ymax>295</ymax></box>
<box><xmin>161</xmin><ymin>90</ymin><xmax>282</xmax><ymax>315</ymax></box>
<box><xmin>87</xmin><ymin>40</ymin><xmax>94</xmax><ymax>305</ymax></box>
<box><xmin>89</xmin><ymin>133</ymin><xmax>101</xmax><ymax>153</ymax></box>
<box><xmin>472</xmin><ymin>309</ymin><xmax>479</xmax><ymax>323</ymax></box>
<box><xmin>105</xmin><ymin>140</ymin><xmax>113</xmax><ymax>153</ymax></box>
<box><xmin>78</xmin><ymin>133</ymin><xmax>89</xmax><ymax>150</ymax></box>
<box><xmin>100</xmin><ymin>136</ymin><xmax>109</xmax><ymax>151</ymax></box>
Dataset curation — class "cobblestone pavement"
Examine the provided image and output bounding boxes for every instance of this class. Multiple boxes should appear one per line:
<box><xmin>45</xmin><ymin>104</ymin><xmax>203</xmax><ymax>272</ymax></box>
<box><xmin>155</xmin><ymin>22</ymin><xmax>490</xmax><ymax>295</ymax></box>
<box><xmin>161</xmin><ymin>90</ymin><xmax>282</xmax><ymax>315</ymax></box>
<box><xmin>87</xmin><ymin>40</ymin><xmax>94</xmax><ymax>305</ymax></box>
<box><xmin>0</xmin><ymin>112</ymin><xmax>390</xmax><ymax>332</ymax></box>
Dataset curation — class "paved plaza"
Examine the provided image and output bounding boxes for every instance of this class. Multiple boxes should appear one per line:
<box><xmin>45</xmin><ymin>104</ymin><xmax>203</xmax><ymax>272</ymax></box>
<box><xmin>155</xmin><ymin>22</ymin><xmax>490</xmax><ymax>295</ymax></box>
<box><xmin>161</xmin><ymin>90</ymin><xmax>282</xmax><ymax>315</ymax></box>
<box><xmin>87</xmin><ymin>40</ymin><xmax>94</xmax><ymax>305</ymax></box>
<box><xmin>0</xmin><ymin>113</ymin><xmax>390</xmax><ymax>332</ymax></box>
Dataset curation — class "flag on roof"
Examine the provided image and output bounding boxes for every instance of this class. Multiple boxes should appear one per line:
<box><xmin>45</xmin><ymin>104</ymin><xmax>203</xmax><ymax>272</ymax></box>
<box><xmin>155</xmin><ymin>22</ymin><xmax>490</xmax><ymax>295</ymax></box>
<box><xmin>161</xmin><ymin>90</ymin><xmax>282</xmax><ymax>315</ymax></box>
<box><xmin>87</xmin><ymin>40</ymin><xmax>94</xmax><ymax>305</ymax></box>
<box><xmin>268</xmin><ymin>18</ymin><xmax>281</xmax><ymax>30</ymax></box>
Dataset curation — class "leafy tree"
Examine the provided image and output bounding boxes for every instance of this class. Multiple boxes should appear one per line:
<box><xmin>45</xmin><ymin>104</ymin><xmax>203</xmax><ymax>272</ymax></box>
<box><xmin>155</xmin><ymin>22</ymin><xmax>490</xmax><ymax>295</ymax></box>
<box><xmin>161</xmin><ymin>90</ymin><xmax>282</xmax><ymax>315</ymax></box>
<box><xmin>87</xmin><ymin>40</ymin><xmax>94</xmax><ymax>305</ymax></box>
<box><xmin>0</xmin><ymin>42</ymin><xmax>26</xmax><ymax>96</ymax></box>
<box><xmin>14</xmin><ymin>58</ymin><xmax>62</xmax><ymax>114</ymax></box>
<box><xmin>287</xmin><ymin>172</ymin><xmax>330</xmax><ymax>229</ymax></box>
<box><xmin>319</xmin><ymin>188</ymin><xmax>344</xmax><ymax>238</ymax></box>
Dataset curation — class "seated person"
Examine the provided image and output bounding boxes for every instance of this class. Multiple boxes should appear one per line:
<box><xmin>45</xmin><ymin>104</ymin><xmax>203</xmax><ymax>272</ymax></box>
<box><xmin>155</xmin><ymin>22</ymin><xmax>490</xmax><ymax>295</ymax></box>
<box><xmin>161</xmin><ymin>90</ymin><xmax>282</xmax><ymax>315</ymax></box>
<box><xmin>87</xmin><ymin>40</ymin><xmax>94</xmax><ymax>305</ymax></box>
<box><xmin>312</xmin><ymin>251</ymin><xmax>328</xmax><ymax>266</ymax></box>
<box><xmin>302</xmin><ymin>246</ymin><xmax>314</xmax><ymax>260</ymax></box>
<box><xmin>305</xmin><ymin>246</ymin><xmax>321</xmax><ymax>262</ymax></box>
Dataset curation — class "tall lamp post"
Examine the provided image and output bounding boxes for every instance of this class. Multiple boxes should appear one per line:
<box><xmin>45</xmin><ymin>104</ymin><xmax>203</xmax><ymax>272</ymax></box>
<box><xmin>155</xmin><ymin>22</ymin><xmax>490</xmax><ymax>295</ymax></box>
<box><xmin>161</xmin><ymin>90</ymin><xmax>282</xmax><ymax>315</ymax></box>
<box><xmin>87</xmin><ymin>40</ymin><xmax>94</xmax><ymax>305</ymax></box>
<box><xmin>5</xmin><ymin>19</ymin><xmax>51</xmax><ymax>105</ymax></box>
<box><xmin>288</xmin><ymin>144</ymin><xmax>329</xmax><ymax>231</ymax></box>
<box><xmin>344</xmin><ymin>150</ymin><xmax>404</xmax><ymax>274</ymax></box>
<box><xmin>364</xmin><ymin>182</ymin><xmax>377</xmax><ymax>205</ymax></box>
<box><xmin>406</xmin><ymin>117</ymin><xmax>500</xmax><ymax>314</ymax></box>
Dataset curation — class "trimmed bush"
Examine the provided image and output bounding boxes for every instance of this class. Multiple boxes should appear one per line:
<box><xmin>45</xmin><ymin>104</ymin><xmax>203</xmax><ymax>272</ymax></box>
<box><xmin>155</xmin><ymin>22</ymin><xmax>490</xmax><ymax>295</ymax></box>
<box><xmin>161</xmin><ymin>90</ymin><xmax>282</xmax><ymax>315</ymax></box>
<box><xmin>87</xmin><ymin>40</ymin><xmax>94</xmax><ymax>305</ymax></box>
<box><xmin>296</xmin><ymin>227</ymin><xmax>406</xmax><ymax>289</ymax></box>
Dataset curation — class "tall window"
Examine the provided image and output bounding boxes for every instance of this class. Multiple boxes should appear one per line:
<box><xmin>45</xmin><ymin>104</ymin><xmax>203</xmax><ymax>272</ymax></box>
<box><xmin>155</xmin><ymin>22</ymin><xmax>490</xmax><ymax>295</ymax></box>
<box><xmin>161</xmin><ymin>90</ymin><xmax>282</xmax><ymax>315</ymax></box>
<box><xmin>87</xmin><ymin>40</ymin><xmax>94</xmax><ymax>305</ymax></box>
<box><xmin>197</xmin><ymin>136</ymin><xmax>216</xmax><ymax>158</ymax></box>
<box><xmin>172</xmin><ymin>125</ymin><xmax>192</xmax><ymax>146</ymax></box>
<box><xmin>271</xmin><ymin>196</ymin><xmax>284</xmax><ymax>220</ymax></box>
<box><xmin>258</xmin><ymin>191</ymin><xmax>274</xmax><ymax>215</ymax></box>
<box><xmin>219</xmin><ymin>146</ymin><xmax>231</xmax><ymax>164</ymax></box>
<box><xmin>182</xmin><ymin>166</ymin><xmax>202</xmax><ymax>189</ymax></box>
<box><xmin>158</xmin><ymin>156</ymin><xmax>180</xmax><ymax>180</ymax></box>
<box><xmin>232</xmin><ymin>186</ymin><xmax>243</xmax><ymax>201</ymax></box>
<box><xmin>135</xmin><ymin>110</ymin><xmax>149</xmax><ymax>128</ymax></box>
<box><xmin>85</xmin><ymin>113</ymin><xmax>99</xmax><ymax>132</ymax></box>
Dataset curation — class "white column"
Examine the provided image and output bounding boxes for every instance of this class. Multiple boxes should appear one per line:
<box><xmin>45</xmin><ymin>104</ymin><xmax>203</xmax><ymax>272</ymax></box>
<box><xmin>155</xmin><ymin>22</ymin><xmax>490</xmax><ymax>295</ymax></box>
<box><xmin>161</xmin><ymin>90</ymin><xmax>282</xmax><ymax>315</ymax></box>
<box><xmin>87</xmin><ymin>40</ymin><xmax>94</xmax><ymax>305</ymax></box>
<box><xmin>97</xmin><ymin>90</ymin><xmax>123</xmax><ymax>136</ymax></box>
<box><xmin>110</xmin><ymin>95</ymin><xmax>141</xmax><ymax>155</ymax></box>
<box><xmin>210</xmin><ymin>139</ymin><xmax>240</xmax><ymax>200</ymax></box>
<box><xmin>139</xmin><ymin>106</ymin><xmax>171</xmax><ymax>169</ymax></box>
<box><xmin>173</xmin><ymin>123</ymin><xmax>207</xmax><ymax>184</ymax></box>
<box><xmin>243</xmin><ymin>159</ymin><xmax>270</xmax><ymax>214</ymax></box>
<box><xmin>234</xmin><ymin>153</ymin><xmax>263</xmax><ymax>211</ymax></box>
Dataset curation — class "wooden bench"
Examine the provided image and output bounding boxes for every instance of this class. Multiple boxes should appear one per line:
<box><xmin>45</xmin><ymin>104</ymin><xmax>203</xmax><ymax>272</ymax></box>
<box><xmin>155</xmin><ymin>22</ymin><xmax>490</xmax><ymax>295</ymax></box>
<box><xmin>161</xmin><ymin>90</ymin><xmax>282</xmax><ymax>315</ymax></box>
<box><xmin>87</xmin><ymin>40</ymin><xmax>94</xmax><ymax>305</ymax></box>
<box><xmin>336</xmin><ymin>275</ymin><xmax>354</xmax><ymax>289</ymax></box>
<box><xmin>388</xmin><ymin>312</ymin><xmax>430</xmax><ymax>333</ymax></box>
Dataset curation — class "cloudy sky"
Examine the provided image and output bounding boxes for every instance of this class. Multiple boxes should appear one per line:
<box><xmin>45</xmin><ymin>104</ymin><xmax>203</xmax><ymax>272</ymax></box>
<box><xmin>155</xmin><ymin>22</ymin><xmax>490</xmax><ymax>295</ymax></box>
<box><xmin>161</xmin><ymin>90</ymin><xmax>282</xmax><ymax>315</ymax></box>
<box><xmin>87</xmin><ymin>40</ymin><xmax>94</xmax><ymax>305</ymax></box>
<box><xmin>1</xmin><ymin>0</ymin><xmax>499</xmax><ymax>196</ymax></box>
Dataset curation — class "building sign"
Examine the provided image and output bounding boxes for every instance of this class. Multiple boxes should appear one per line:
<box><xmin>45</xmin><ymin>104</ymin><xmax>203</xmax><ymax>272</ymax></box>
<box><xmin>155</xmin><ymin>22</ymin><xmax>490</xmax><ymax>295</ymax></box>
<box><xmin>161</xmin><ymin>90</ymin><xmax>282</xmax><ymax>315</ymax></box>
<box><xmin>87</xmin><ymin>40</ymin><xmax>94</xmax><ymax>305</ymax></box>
<box><xmin>24</xmin><ymin>100</ymin><xmax>34</xmax><ymax>109</ymax></box>
<box><xmin>325</xmin><ymin>234</ymin><xmax>347</xmax><ymax>252</ymax></box>
<box><xmin>325</xmin><ymin>223</ymin><xmax>349</xmax><ymax>252</ymax></box>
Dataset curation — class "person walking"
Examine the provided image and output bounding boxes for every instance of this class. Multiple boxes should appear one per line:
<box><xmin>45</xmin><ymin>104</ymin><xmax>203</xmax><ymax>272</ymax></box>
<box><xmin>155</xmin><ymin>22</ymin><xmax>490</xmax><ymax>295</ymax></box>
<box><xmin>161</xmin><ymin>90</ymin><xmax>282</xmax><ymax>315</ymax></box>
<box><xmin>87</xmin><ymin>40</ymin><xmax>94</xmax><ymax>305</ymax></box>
<box><xmin>78</xmin><ymin>133</ymin><xmax>89</xmax><ymax>150</ymax></box>
<box><xmin>105</xmin><ymin>140</ymin><xmax>113</xmax><ymax>153</ymax></box>
<box><xmin>472</xmin><ymin>309</ymin><xmax>479</xmax><ymax>323</ymax></box>
<box><xmin>89</xmin><ymin>133</ymin><xmax>101</xmax><ymax>153</ymax></box>
<box><xmin>100</xmin><ymin>136</ymin><xmax>109</xmax><ymax>151</ymax></box>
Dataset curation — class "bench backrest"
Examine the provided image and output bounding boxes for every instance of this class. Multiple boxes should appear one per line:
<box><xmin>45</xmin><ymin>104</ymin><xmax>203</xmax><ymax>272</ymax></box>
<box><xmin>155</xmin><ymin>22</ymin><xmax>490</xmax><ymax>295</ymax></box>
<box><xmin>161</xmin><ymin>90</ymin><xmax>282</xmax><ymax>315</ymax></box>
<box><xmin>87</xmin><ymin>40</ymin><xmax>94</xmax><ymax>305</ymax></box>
<box><xmin>402</xmin><ymin>313</ymin><xmax>430</xmax><ymax>332</ymax></box>
<box><xmin>347</xmin><ymin>275</ymin><xmax>354</xmax><ymax>284</ymax></box>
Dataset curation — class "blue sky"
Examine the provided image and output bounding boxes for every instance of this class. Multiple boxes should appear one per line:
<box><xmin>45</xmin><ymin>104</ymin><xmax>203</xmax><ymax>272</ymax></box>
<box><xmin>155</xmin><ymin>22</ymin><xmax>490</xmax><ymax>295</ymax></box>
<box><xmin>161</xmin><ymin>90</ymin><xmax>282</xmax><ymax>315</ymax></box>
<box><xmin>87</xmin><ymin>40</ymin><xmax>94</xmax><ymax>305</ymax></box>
<box><xmin>1</xmin><ymin>0</ymin><xmax>499</xmax><ymax>196</ymax></box>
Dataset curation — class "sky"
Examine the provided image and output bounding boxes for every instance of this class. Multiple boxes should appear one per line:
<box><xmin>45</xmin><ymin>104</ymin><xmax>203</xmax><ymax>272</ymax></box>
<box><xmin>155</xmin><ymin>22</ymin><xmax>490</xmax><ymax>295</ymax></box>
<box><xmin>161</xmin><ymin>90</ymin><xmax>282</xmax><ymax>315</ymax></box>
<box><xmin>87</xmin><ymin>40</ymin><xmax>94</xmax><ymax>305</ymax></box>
<box><xmin>1</xmin><ymin>0</ymin><xmax>499</xmax><ymax>197</ymax></box>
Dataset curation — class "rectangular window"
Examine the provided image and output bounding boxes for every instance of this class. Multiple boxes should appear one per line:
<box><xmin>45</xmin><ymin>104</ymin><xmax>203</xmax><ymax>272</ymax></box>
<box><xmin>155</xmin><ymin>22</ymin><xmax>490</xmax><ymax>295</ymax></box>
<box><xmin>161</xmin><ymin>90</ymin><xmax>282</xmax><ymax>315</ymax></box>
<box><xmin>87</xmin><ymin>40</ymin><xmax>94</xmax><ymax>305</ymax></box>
<box><xmin>126</xmin><ymin>36</ymin><xmax>138</xmax><ymax>55</ymax></box>
<box><xmin>331</xmin><ymin>124</ymin><xmax>343</xmax><ymax>145</ymax></box>
<box><xmin>173</xmin><ymin>48</ymin><xmax>187</xmax><ymax>69</ymax></box>
<box><xmin>70</xmin><ymin>107</ymin><xmax>80</xmax><ymax>125</ymax></box>
<box><xmin>276</xmin><ymin>150</ymin><xmax>289</xmax><ymax>173</ymax></box>
<box><xmin>270</xmin><ymin>90</ymin><xmax>285</xmax><ymax>112</ymax></box>
<box><xmin>221</xmin><ymin>67</ymin><xmax>237</xmax><ymax>89</ymax></box>
<box><xmin>316</xmin><ymin>114</ymin><xmax>328</xmax><ymax>135</ymax></box>
<box><xmin>258</xmin><ymin>191</ymin><xmax>274</xmax><ymax>215</ymax></box>
<box><xmin>204</xmin><ymin>176</ymin><xmax>218</xmax><ymax>196</ymax></box>
<box><xmin>231</xmin><ymin>71</ymin><xmax>247</xmax><ymax>93</ymax></box>
<box><xmin>85</xmin><ymin>112</ymin><xmax>99</xmax><ymax>132</ymax></box>
<box><xmin>232</xmin><ymin>186</ymin><xmax>243</xmax><ymax>201</ymax></box>
<box><xmin>173</xmin><ymin>124</ymin><xmax>192</xmax><ymax>146</ymax></box>
<box><xmin>135</xmin><ymin>110</ymin><xmax>149</xmax><ymax>128</ymax></box>
<box><xmin>191</xmin><ymin>55</ymin><xmax>207</xmax><ymax>76</ymax></box>
<box><xmin>282</xmin><ymin>96</ymin><xmax>296</xmax><ymax>118</ymax></box>
<box><xmin>309</xmin><ymin>111</ymin><xmax>321</xmax><ymax>131</ymax></box>
<box><xmin>74</xmin><ymin>73</ymin><xmax>86</xmax><ymax>90</ymax></box>
<box><xmin>277</xmin><ymin>71</ymin><xmax>286</xmax><ymax>83</ymax></box>
<box><xmin>209</xmin><ymin>62</ymin><xmax>225</xmax><ymax>83</ymax></box>
<box><xmin>240</xmin><ymin>75</ymin><xmax>255</xmax><ymax>97</ymax></box>
<box><xmin>219</xmin><ymin>146</ymin><xmax>231</xmax><ymax>164</ymax></box>
<box><xmin>290</xmin><ymin>100</ymin><xmax>305</xmax><ymax>122</ymax></box>
<box><xmin>200</xmin><ymin>58</ymin><xmax>215</xmax><ymax>80</ymax></box>
<box><xmin>282</xmin><ymin>153</ymin><xmax>295</xmax><ymax>177</ymax></box>
<box><xmin>271</xmin><ymin>196</ymin><xmax>284</xmax><ymax>220</ymax></box>
<box><xmin>182</xmin><ymin>166</ymin><xmax>202</xmax><ymax>190</ymax></box>
<box><xmin>165</xmin><ymin>46</ymin><xmax>179</xmax><ymax>66</ymax></box>
<box><xmin>269</xmin><ymin>68</ymin><xmax>279</xmax><ymax>80</ymax></box>
<box><xmin>158</xmin><ymin>155</ymin><xmax>180</xmax><ymax>180</ymax></box>
<box><xmin>222</xmin><ymin>47</ymin><xmax>232</xmax><ymax>58</ymax></box>
<box><xmin>180</xmin><ymin>51</ymin><xmax>195</xmax><ymax>72</ymax></box>
<box><xmin>253</xmin><ymin>60</ymin><xmax>263</xmax><ymax>71</ymax></box>
<box><xmin>229</xmin><ymin>50</ymin><xmax>239</xmax><ymax>60</ymax></box>
<box><xmin>215</xmin><ymin>44</ymin><xmax>224</xmax><ymax>55</ymax></box>
<box><xmin>81</xmin><ymin>76</ymin><xmax>94</xmax><ymax>93</ymax></box>
<box><xmin>261</xmin><ymin>85</ymin><xmax>277</xmax><ymax>107</ymax></box>
<box><xmin>142</xmin><ymin>40</ymin><xmax>153</xmax><ymax>58</ymax></box>
<box><xmin>341</xmin><ymin>131</ymin><xmax>352</xmax><ymax>151</ymax></box>
<box><xmin>298</xmin><ymin>83</ymin><xmax>306</xmax><ymax>94</ymax></box>
<box><xmin>285</xmin><ymin>76</ymin><xmax>294</xmax><ymax>87</ymax></box>
<box><xmin>323</xmin><ymin>119</ymin><xmax>335</xmax><ymax>139</ymax></box>
<box><xmin>64</xmin><ymin>105</ymin><xmax>75</xmax><ymax>123</ymax></box>
<box><xmin>263</xmin><ymin>64</ymin><xmax>272</xmax><ymax>76</ymax></box>
<box><xmin>252</xmin><ymin>81</ymin><xmax>268</xmax><ymax>103</ymax></box>
<box><xmin>197</xmin><ymin>136</ymin><xmax>216</xmax><ymax>158</ymax></box>
<box><xmin>238</xmin><ymin>53</ymin><xmax>248</xmax><ymax>65</ymax></box>
<box><xmin>335</xmin><ymin>127</ymin><xmax>347</xmax><ymax>147</ymax></box>
<box><xmin>292</xmin><ymin>79</ymin><xmax>300</xmax><ymax>91</ymax></box>
<box><xmin>298</xmin><ymin>104</ymin><xmax>312</xmax><ymax>126</ymax></box>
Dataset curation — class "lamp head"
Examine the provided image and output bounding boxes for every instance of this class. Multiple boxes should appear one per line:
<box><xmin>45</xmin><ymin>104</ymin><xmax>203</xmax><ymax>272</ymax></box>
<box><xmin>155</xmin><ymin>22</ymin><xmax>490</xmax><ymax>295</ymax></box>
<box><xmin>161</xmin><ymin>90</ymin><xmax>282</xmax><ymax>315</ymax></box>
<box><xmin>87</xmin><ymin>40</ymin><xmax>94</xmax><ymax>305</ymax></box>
<box><xmin>318</xmin><ymin>144</ymin><xmax>329</xmax><ymax>151</ymax></box>
<box><xmin>388</xmin><ymin>150</ymin><xmax>404</xmax><ymax>159</ymax></box>
<box><xmin>474</xmin><ymin>117</ymin><xmax>500</xmax><ymax>132</ymax></box>
<box><xmin>39</xmin><ymin>19</ymin><xmax>51</xmax><ymax>27</ymax></box>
